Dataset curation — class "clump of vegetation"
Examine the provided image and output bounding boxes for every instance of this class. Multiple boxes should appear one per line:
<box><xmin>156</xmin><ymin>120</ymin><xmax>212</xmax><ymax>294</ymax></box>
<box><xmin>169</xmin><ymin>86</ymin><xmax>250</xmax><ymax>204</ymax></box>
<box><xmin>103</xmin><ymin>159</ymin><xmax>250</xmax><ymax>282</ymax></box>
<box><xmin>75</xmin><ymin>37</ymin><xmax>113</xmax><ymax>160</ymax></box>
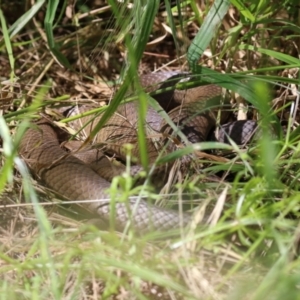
<box><xmin>0</xmin><ymin>0</ymin><xmax>300</xmax><ymax>299</ymax></box>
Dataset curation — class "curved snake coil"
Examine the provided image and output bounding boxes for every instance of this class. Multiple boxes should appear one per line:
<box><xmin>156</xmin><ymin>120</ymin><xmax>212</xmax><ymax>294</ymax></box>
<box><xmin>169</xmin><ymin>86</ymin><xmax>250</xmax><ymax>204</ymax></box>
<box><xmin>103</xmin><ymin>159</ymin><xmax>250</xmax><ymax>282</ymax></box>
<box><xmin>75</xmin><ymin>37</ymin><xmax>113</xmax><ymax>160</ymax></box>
<box><xmin>19</xmin><ymin>72</ymin><xmax>256</xmax><ymax>233</ymax></box>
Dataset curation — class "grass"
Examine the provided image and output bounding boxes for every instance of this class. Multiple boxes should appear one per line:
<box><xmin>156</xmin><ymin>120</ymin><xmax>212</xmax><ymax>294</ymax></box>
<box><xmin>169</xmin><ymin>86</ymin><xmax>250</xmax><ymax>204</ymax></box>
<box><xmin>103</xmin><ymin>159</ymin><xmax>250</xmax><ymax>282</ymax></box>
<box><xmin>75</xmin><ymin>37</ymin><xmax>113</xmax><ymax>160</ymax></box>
<box><xmin>0</xmin><ymin>0</ymin><xmax>300</xmax><ymax>299</ymax></box>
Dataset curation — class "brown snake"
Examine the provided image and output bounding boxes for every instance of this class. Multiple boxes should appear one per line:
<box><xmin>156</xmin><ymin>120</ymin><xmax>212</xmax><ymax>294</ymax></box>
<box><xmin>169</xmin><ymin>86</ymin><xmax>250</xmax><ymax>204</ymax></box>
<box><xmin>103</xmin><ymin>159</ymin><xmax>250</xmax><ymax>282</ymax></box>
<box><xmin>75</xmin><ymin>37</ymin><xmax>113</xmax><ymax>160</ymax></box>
<box><xmin>18</xmin><ymin>72</ymin><xmax>255</xmax><ymax>233</ymax></box>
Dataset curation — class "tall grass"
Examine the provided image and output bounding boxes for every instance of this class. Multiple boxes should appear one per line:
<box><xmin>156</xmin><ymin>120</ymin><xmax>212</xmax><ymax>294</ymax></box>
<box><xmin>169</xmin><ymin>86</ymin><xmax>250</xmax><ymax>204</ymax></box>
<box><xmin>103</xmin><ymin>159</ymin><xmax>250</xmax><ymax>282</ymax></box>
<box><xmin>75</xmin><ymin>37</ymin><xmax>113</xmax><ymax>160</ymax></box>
<box><xmin>0</xmin><ymin>0</ymin><xmax>300</xmax><ymax>299</ymax></box>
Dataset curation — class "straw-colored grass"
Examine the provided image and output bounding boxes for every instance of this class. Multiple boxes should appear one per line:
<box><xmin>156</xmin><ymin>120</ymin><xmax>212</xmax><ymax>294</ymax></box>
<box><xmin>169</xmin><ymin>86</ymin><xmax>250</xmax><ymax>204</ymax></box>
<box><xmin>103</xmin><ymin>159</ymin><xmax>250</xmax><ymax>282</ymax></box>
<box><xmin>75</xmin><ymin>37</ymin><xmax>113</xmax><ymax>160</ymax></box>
<box><xmin>0</xmin><ymin>1</ymin><xmax>300</xmax><ymax>299</ymax></box>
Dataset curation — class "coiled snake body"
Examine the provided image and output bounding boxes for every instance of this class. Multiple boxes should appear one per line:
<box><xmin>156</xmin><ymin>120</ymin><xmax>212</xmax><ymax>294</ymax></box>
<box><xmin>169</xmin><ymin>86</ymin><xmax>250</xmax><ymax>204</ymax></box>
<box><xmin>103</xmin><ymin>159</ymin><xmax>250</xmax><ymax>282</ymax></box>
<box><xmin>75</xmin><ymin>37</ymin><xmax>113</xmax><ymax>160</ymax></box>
<box><xmin>19</xmin><ymin>72</ymin><xmax>255</xmax><ymax>233</ymax></box>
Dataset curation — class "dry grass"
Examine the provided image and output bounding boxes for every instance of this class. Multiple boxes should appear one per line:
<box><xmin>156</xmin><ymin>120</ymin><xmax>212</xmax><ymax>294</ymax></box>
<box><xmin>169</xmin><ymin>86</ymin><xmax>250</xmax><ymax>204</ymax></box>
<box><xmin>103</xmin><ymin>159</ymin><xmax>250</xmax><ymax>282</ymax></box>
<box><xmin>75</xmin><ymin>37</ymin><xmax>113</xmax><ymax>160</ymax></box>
<box><xmin>0</xmin><ymin>1</ymin><xmax>300</xmax><ymax>299</ymax></box>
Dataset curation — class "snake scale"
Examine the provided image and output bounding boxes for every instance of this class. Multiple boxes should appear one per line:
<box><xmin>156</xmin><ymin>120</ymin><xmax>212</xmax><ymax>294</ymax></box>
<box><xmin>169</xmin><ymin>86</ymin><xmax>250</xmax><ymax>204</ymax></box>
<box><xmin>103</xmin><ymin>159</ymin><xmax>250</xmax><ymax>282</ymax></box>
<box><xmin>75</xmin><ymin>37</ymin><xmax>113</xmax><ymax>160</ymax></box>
<box><xmin>18</xmin><ymin>72</ymin><xmax>256</xmax><ymax>233</ymax></box>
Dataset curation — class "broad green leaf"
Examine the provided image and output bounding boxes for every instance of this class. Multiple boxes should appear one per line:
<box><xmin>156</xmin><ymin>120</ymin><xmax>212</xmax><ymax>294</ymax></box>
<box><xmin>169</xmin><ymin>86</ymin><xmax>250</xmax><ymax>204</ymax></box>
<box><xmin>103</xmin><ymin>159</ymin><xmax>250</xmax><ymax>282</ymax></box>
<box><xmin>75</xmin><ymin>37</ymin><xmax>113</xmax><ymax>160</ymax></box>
<box><xmin>187</xmin><ymin>0</ymin><xmax>230</xmax><ymax>69</ymax></box>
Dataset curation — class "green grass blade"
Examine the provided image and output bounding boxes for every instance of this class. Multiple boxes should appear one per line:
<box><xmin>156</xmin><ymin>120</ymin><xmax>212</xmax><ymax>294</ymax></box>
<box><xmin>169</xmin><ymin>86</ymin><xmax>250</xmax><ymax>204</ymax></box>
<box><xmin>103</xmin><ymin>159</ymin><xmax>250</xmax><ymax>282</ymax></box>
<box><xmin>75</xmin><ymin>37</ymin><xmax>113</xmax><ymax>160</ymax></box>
<box><xmin>239</xmin><ymin>44</ymin><xmax>300</xmax><ymax>65</ymax></box>
<box><xmin>88</xmin><ymin>1</ymin><xmax>159</xmax><ymax>171</ymax></box>
<box><xmin>0</xmin><ymin>9</ymin><xmax>15</xmax><ymax>77</ymax></box>
<box><xmin>8</xmin><ymin>0</ymin><xmax>45</xmax><ymax>38</ymax></box>
<box><xmin>187</xmin><ymin>0</ymin><xmax>230</xmax><ymax>69</ymax></box>
<box><xmin>231</xmin><ymin>0</ymin><xmax>255</xmax><ymax>22</ymax></box>
<box><xmin>252</xmin><ymin>81</ymin><xmax>278</xmax><ymax>187</ymax></box>
<box><xmin>192</xmin><ymin>67</ymin><xmax>259</xmax><ymax>106</ymax></box>
<box><xmin>0</xmin><ymin>117</ymin><xmax>15</xmax><ymax>192</ymax></box>
<box><xmin>44</xmin><ymin>0</ymin><xmax>71</xmax><ymax>68</ymax></box>
<box><xmin>14</xmin><ymin>82</ymin><xmax>61</xmax><ymax>298</ymax></box>
<box><xmin>164</xmin><ymin>1</ymin><xmax>182</xmax><ymax>56</ymax></box>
